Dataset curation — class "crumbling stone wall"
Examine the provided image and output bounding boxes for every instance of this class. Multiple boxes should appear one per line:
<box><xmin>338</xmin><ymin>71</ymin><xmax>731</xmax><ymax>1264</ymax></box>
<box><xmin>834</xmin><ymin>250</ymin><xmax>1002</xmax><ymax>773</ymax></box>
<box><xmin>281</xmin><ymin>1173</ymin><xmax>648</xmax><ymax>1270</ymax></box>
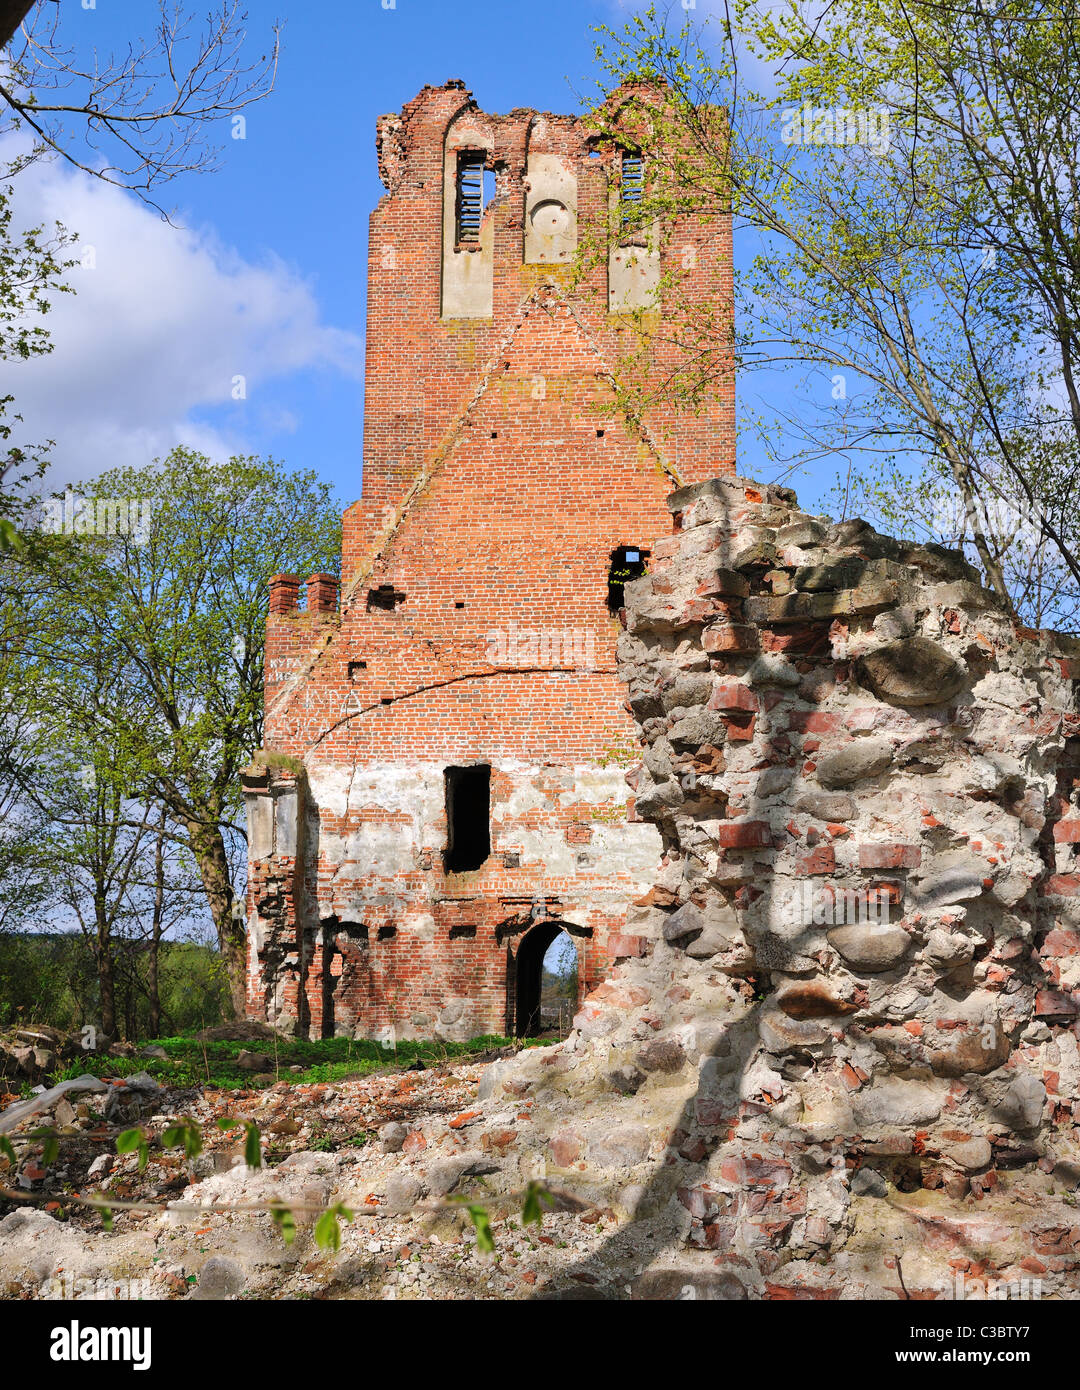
<box><xmin>555</xmin><ymin>471</ymin><xmax>1080</xmax><ymax>1295</ymax></box>
<box><xmin>427</xmin><ymin>471</ymin><xmax>1080</xmax><ymax>1300</ymax></box>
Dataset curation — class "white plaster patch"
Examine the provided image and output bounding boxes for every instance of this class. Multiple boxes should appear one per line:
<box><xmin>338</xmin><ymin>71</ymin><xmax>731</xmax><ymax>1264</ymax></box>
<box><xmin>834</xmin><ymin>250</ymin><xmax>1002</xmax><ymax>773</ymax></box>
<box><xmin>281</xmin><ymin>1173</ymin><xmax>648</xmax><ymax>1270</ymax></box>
<box><xmin>589</xmin><ymin>823</ymin><xmax>662</xmax><ymax>873</ymax></box>
<box><xmin>568</xmin><ymin>766</ymin><xmax>638</xmax><ymax>806</ymax></box>
<box><xmin>304</xmin><ymin>760</ymin><xmax>660</xmax><ymax>913</ymax></box>
<box><xmin>323</xmin><ymin>826</ymin><xmax>416</xmax><ymax>877</ymax></box>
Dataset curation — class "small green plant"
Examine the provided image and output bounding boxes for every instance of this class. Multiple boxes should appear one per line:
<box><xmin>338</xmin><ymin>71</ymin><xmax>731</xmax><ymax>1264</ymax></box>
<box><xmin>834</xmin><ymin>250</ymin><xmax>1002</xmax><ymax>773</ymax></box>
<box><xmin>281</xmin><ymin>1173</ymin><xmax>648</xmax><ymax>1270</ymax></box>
<box><xmin>115</xmin><ymin>1127</ymin><xmax>149</xmax><ymax>1172</ymax></box>
<box><xmin>597</xmin><ymin>734</ymin><xmax>639</xmax><ymax>768</ymax></box>
<box><xmin>461</xmin><ymin>1202</ymin><xmax>495</xmax><ymax>1253</ymax></box>
<box><xmin>314</xmin><ymin>1203</ymin><xmax>354</xmax><ymax>1252</ymax></box>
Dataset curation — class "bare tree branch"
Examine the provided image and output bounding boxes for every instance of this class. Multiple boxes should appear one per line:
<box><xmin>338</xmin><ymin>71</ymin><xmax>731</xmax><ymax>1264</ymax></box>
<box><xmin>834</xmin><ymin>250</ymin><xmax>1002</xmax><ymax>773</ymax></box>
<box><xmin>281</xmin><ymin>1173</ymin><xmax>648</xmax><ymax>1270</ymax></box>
<box><xmin>0</xmin><ymin>1</ymin><xmax>280</xmax><ymax>215</ymax></box>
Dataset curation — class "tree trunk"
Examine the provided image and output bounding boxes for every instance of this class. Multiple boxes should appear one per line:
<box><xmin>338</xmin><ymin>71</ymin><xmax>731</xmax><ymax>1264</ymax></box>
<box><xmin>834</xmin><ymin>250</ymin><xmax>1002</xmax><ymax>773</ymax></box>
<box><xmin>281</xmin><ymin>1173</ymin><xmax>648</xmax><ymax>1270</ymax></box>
<box><xmin>148</xmin><ymin>812</ymin><xmax>165</xmax><ymax>1037</ymax></box>
<box><xmin>125</xmin><ymin>959</ymin><xmax>137</xmax><ymax>1043</ymax></box>
<box><xmin>147</xmin><ymin>938</ymin><xmax>161</xmax><ymax>1038</ymax></box>
<box><xmin>0</xmin><ymin>1</ymin><xmax>34</xmax><ymax>50</ymax></box>
<box><xmin>95</xmin><ymin>897</ymin><xmax>116</xmax><ymax>1039</ymax></box>
<box><xmin>187</xmin><ymin>817</ymin><xmax>246</xmax><ymax>1018</ymax></box>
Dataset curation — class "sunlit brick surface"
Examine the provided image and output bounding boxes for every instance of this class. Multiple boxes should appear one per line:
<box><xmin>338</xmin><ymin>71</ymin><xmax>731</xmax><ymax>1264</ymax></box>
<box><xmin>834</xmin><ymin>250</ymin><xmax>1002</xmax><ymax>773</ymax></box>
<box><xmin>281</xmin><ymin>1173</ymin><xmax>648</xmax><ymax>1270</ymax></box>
<box><xmin>244</xmin><ymin>82</ymin><xmax>735</xmax><ymax>1039</ymax></box>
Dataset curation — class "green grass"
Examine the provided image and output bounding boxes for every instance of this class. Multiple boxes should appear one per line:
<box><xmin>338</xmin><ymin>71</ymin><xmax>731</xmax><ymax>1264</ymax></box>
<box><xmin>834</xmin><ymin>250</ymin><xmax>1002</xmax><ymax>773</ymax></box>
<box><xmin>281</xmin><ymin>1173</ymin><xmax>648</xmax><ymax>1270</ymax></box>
<box><xmin>56</xmin><ymin>1032</ymin><xmax>548</xmax><ymax>1091</ymax></box>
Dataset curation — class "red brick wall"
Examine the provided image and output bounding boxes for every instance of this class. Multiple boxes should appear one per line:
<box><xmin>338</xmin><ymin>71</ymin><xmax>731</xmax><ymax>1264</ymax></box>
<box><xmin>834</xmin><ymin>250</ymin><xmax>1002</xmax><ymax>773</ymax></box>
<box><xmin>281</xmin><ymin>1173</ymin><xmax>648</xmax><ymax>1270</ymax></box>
<box><xmin>346</xmin><ymin>79</ymin><xmax>735</xmax><ymax>582</ymax></box>
<box><xmin>245</xmin><ymin>81</ymin><xmax>735</xmax><ymax>1039</ymax></box>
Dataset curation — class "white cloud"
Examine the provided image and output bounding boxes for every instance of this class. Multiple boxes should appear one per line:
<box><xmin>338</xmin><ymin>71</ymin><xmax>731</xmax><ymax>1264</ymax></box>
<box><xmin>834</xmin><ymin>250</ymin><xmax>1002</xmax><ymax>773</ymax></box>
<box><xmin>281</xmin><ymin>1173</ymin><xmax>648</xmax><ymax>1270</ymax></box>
<box><xmin>4</xmin><ymin>142</ymin><xmax>363</xmax><ymax>487</ymax></box>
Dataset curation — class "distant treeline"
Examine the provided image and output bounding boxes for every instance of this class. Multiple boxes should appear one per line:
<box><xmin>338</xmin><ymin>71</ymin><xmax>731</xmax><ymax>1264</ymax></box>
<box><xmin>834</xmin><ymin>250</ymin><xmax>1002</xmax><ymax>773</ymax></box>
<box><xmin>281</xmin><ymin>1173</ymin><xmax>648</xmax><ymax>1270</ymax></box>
<box><xmin>0</xmin><ymin>933</ymin><xmax>228</xmax><ymax>1041</ymax></box>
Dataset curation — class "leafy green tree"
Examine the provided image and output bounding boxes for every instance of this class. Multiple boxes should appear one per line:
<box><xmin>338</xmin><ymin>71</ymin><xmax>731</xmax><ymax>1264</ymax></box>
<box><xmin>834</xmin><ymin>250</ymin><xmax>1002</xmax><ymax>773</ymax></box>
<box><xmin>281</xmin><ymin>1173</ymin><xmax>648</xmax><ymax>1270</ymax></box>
<box><xmin>32</xmin><ymin>747</ymin><xmax>152</xmax><ymax>1040</ymax></box>
<box><xmin>0</xmin><ymin>583</ymin><xmax>49</xmax><ymax>931</ymax></box>
<box><xmin>823</xmin><ymin>429</ymin><xmax>1080</xmax><ymax>633</ymax></box>
<box><xmin>108</xmin><ymin>806</ymin><xmax>211</xmax><ymax>1039</ymax></box>
<box><xmin>587</xmin><ymin>0</ymin><xmax>1080</xmax><ymax>626</ymax></box>
<box><xmin>0</xmin><ymin>3</ymin><xmax>282</xmax><ymax>1001</ymax></box>
<box><xmin>0</xmin><ymin>182</ymin><xmax>72</xmax><ymax>551</ymax></box>
<box><xmin>29</xmin><ymin>448</ymin><xmax>340</xmax><ymax>1016</ymax></box>
<box><xmin>0</xmin><ymin>932</ymin><xmax>93</xmax><ymax>1030</ymax></box>
<box><xmin>5</xmin><ymin>538</ymin><xmax>198</xmax><ymax>1039</ymax></box>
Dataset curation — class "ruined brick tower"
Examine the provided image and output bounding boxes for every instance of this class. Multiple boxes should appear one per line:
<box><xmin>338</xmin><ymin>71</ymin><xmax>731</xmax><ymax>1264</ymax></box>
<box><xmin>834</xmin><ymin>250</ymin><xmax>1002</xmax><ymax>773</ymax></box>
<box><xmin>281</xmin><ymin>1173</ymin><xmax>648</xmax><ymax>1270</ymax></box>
<box><xmin>243</xmin><ymin>80</ymin><xmax>735</xmax><ymax>1040</ymax></box>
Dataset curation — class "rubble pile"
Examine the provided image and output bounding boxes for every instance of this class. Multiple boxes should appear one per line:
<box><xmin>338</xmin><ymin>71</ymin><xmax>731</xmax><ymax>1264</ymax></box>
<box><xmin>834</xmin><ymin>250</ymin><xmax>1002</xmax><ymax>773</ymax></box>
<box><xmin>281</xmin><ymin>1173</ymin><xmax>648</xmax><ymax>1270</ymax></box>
<box><xmin>0</xmin><ymin>1060</ymin><xmax>628</xmax><ymax>1300</ymax></box>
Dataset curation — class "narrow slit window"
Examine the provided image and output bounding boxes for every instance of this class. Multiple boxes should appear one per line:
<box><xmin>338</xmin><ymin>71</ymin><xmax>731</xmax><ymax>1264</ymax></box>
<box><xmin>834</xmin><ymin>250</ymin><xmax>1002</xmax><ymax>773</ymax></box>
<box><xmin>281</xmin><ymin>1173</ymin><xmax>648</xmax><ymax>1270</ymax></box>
<box><xmin>607</xmin><ymin>545</ymin><xmax>649</xmax><ymax>613</ymax></box>
<box><xmin>620</xmin><ymin>151</ymin><xmax>644</xmax><ymax>227</ymax></box>
<box><xmin>456</xmin><ymin>153</ymin><xmax>492</xmax><ymax>244</ymax></box>
<box><xmin>444</xmin><ymin>764</ymin><xmax>491</xmax><ymax>873</ymax></box>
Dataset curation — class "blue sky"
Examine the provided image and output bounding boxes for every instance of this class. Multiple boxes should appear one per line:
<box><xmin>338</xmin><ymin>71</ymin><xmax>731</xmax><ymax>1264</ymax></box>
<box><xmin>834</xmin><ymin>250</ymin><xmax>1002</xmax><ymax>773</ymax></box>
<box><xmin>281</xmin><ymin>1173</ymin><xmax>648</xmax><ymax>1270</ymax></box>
<box><xmin>174</xmin><ymin>0</ymin><xmax>629</xmax><ymax>500</ymax></box>
<box><xmin>7</xmin><ymin>0</ymin><xmax>832</xmax><ymax>516</ymax></box>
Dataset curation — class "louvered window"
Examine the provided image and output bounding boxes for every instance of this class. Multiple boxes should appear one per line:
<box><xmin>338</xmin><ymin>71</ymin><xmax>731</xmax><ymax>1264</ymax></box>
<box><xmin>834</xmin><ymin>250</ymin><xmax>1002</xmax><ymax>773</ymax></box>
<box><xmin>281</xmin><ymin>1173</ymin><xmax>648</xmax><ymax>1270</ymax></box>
<box><xmin>620</xmin><ymin>151</ymin><xmax>644</xmax><ymax>225</ymax></box>
<box><xmin>456</xmin><ymin>153</ymin><xmax>487</xmax><ymax>243</ymax></box>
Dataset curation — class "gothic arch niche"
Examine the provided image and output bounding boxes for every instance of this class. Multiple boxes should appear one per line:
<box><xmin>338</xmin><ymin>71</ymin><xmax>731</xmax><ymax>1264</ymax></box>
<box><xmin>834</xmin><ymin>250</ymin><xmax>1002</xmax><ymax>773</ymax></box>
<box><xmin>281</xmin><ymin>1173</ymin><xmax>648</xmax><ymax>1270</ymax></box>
<box><xmin>511</xmin><ymin>921</ymin><xmax>582</xmax><ymax>1038</ymax></box>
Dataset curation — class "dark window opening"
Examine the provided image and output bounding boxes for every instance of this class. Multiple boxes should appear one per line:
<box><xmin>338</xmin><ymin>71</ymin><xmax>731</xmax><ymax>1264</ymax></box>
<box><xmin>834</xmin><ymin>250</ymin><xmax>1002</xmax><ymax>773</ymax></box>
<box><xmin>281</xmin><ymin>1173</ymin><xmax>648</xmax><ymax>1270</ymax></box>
<box><xmin>456</xmin><ymin>153</ymin><xmax>493</xmax><ymax>245</ymax></box>
<box><xmin>444</xmin><ymin>763</ymin><xmax>491</xmax><ymax>873</ymax></box>
<box><xmin>332</xmin><ymin>920</ymin><xmax>368</xmax><ymax>942</ymax></box>
<box><xmin>321</xmin><ymin>949</ymin><xmax>340</xmax><ymax>1039</ymax></box>
<box><xmin>348</xmin><ymin>660</ymin><xmax>367</xmax><ymax>680</ymax></box>
<box><xmin>620</xmin><ymin>150</ymin><xmax>644</xmax><ymax>226</ymax></box>
<box><xmin>455</xmin><ymin>600</ymin><xmax>466</xmax><ymax>609</ymax></box>
<box><xmin>513</xmin><ymin>924</ymin><xmax>579</xmax><ymax>1038</ymax></box>
<box><xmin>490</xmin><ymin>431</ymin><xmax>498</xmax><ymax>438</ymax></box>
<box><xmin>607</xmin><ymin>544</ymin><xmax>649</xmax><ymax>613</ymax></box>
<box><xmin>596</xmin><ymin>428</ymin><xmax>605</xmax><ymax>437</ymax></box>
<box><xmin>449</xmin><ymin>924</ymin><xmax>477</xmax><ymax>940</ymax></box>
<box><xmin>377</xmin><ymin>925</ymin><xmax>396</xmax><ymax>941</ymax></box>
<box><xmin>367</xmin><ymin>584</ymin><xmax>405</xmax><ymax>611</ymax></box>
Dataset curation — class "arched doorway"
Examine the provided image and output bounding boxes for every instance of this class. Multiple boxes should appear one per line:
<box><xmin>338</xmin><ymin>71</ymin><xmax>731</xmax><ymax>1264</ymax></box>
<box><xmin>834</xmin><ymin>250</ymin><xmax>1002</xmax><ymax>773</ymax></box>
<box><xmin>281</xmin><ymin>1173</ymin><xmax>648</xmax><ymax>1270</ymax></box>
<box><xmin>513</xmin><ymin>922</ymin><xmax>579</xmax><ymax>1038</ymax></box>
